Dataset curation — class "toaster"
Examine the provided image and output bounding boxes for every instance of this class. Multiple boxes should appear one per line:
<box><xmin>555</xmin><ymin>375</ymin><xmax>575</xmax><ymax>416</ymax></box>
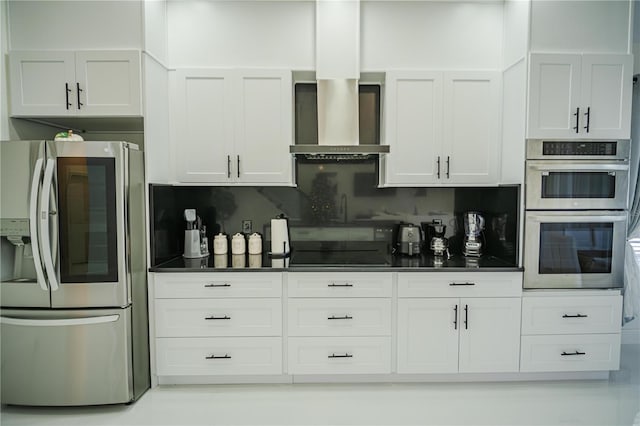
<box><xmin>396</xmin><ymin>223</ymin><xmax>423</xmax><ymax>256</ymax></box>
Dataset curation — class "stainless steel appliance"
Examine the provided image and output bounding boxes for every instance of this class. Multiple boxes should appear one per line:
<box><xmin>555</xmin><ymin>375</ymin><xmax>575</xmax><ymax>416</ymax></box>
<box><xmin>462</xmin><ymin>212</ymin><xmax>485</xmax><ymax>257</ymax></box>
<box><xmin>0</xmin><ymin>140</ymin><xmax>149</xmax><ymax>406</ymax></box>
<box><xmin>526</xmin><ymin>139</ymin><xmax>630</xmax><ymax>210</ymax></box>
<box><xmin>424</xmin><ymin>220</ymin><xmax>449</xmax><ymax>257</ymax></box>
<box><xmin>524</xmin><ymin>210</ymin><xmax>627</xmax><ymax>289</ymax></box>
<box><xmin>395</xmin><ymin>223</ymin><xmax>423</xmax><ymax>256</ymax></box>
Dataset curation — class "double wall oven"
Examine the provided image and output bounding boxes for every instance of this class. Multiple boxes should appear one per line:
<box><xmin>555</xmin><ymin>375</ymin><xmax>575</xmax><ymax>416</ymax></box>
<box><xmin>524</xmin><ymin>139</ymin><xmax>629</xmax><ymax>289</ymax></box>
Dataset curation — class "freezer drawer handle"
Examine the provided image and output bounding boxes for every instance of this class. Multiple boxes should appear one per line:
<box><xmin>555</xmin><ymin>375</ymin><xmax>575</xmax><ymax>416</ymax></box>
<box><xmin>449</xmin><ymin>282</ymin><xmax>475</xmax><ymax>286</ymax></box>
<box><xmin>0</xmin><ymin>315</ymin><xmax>120</xmax><ymax>327</ymax></box>
<box><xmin>327</xmin><ymin>315</ymin><xmax>353</xmax><ymax>320</ymax></box>
<box><xmin>205</xmin><ymin>315</ymin><xmax>231</xmax><ymax>320</ymax></box>
<box><xmin>328</xmin><ymin>283</ymin><xmax>353</xmax><ymax>287</ymax></box>
<box><xmin>561</xmin><ymin>351</ymin><xmax>586</xmax><ymax>356</ymax></box>
<box><xmin>562</xmin><ymin>314</ymin><xmax>588</xmax><ymax>318</ymax></box>
<box><xmin>328</xmin><ymin>353</ymin><xmax>353</xmax><ymax>359</ymax></box>
<box><xmin>204</xmin><ymin>283</ymin><xmax>231</xmax><ymax>288</ymax></box>
<box><xmin>206</xmin><ymin>354</ymin><xmax>231</xmax><ymax>360</ymax></box>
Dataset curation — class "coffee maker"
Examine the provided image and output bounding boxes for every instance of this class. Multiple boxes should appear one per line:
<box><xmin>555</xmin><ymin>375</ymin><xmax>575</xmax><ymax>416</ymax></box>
<box><xmin>423</xmin><ymin>219</ymin><xmax>449</xmax><ymax>258</ymax></box>
<box><xmin>462</xmin><ymin>211</ymin><xmax>485</xmax><ymax>257</ymax></box>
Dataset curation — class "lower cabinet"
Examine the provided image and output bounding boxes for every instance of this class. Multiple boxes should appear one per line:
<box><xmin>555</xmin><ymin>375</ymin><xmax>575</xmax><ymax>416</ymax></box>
<box><xmin>397</xmin><ymin>297</ymin><xmax>521</xmax><ymax>373</ymax></box>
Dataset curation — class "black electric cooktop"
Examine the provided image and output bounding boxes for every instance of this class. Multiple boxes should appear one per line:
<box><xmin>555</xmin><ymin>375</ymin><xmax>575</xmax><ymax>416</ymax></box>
<box><xmin>289</xmin><ymin>241</ymin><xmax>392</xmax><ymax>267</ymax></box>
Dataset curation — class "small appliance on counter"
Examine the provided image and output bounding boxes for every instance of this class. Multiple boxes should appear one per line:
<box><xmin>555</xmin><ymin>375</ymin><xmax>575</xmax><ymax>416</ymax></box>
<box><xmin>183</xmin><ymin>209</ymin><xmax>209</xmax><ymax>258</ymax></box>
<box><xmin>395</xmin><ymin>223</ymin><xmax>423</xmax><ymax>256</ymax></box>
<box><xmin>424</xmin><ymin>219</ymin><xmax>449</xmax><ymax>258</ymax></box>
<box><xmin>462</xmin><ymin>211</ymin><xmax>485</xmax><ymax>257</ymax></box>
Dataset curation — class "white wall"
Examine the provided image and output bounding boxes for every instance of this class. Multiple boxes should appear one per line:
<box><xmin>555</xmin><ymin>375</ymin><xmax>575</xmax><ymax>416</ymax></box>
<box><xmin>7</xmin><ymin>0</ymin><xmax>143</xmax><ymax>50</ymax></box>
<box><xmin>502</xmin><ymin>0</ymin><xmax>530</xmax><ymax>67</ymax></box>
<box><xmin>144</xmin><ymin>54</ymin><xmax>170</xmax><ymax>183</ymax></box>
<box><xmin>530</xmin><ymin>0</ymin><xmax>630</xmax><ymax>53</ymax></box>
<box><xmin>144</xmin><ymin>0</ymin><xmax>168</xmax><ymax>64</ymax></box>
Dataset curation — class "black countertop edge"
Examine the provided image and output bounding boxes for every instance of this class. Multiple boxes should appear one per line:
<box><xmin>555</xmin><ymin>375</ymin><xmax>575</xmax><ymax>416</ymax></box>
<box><xmin>149</xmin><ymin>265</ymin><xmax>524</xmax><ymax>273</ymax></box>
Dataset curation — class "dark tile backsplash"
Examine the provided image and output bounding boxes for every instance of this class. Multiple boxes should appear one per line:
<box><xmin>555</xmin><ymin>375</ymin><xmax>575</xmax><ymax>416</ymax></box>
<box><xmin>150</xmin><ymin>159</ymin><xmax>520</xmax><ymax>266</ymax></box>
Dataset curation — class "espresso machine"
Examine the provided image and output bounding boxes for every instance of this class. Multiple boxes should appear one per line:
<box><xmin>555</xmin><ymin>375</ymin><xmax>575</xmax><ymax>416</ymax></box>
<box><xmin>462</xmin><ymin>211</ymin><xmax>485</xmax><ymax>257</ymax></box>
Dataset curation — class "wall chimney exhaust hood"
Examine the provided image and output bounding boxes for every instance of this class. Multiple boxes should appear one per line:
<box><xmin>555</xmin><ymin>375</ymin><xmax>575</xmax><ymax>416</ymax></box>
<box><xmin>290</xmin><ymin>0</ymin><xmax>389</xmax><ymax>159</ymax></box>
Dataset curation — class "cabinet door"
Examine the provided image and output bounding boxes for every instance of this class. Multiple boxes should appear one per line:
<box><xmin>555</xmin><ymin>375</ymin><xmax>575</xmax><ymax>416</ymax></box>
<box><xmin>580</xmin><ymin>54</ymin><xmax>632</xmax><ymax>139</ymax></box>
<box><xmin>234</xmin><ymin>70</ymin><xmax>293</xmax><ymax>185</ymax></box>
<box><xmin>383</xmin><ymin>71</ymin><xmax>443</xmax><ymax>186</ymax></box>
<box><xmin>8</xmin><ymin>51</ymin><xmax>76</xmax><ymax>116</ymax></box>
<box><xmin>442</xmin><ymin>71</ymin><xmax>500</xmax><ymax>184</ymax></box>
<box><xmin>458</xmin><ymin>297</ymin><xmax>521</xmax><ymax>373</ymax></box>
<box><xmin>528</xmin><ymin>54</ymin><xmax>581</xmax><ymax>138</ymax></box>
<box><xmin>172</xmin><ymin>69</ymin><xmax>235</xmax><ymax>183</ymax></box>
<box><xmin>75</xmin><ymin>51</ymin><xmax>142</xmax><ymax>116</ymax></box>
<box><xmin>397</xmin><ymin>298</ymin><xmax>459</xmax><ymax>373</ymax></box>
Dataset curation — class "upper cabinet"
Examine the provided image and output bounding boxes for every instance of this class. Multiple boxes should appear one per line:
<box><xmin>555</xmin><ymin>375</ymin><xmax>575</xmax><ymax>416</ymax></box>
<box><xmin>383</xmin><ymin>70</ymin><xmax>501</xmax><ymax>186</ymax></box>
<box><xmin>9</xmin><ymin>50</ymin><xmax>142</xmax><ymax>117</ymax></box>
<box><xmin>527</xmin><ymin>53</ymin><xmax>633</xmax><ymax>139</ymax></box>
<box><xmin>171</xmin><ymin>69</ymin><xmax>293</xmax><ymax>186</ymax></box>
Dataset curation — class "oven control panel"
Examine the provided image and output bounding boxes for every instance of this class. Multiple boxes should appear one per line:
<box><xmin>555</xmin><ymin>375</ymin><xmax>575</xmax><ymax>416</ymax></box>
<box><xmin>542</xmin><ymin>141</ymin><xmax>617</xmax><ymax>156</ymax></box>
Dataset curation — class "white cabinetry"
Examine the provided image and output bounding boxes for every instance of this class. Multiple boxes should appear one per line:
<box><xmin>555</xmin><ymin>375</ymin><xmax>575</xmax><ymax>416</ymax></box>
<box><xmin>397</xmin><ymin>272</ymin><xmax>522</xmax><ymax>374</ymax></box>
<box><xmin>154</xmin><ymin>273</ymin><xmax>283</xmax><ymax>377</ymax></box>
<box><xmin>528</xmin><ymin>54</ymin><xmax>632</xmax><ymax>139</ymax></box>
<box><xmin>9</xmin><ymin>50</ymin><xmax>142</xmax><ymax>116</ymax></box>
<box><xmin>520</xmin><ymin>291</ymin><xmax>622</xmax><ymax>372</ymax></box>
<box><xmin>171</xmin><ymin>69</ymin><xmax>293</xmax><ymax>185</ymax></box>
<box><xmin>383</xmin><ymin>71</ymin><xmax>501</xmax><ymax>186</ymax></box>
<box><xmin>286</xmin><ymin>272</ymin><xmax>393</xmax><ymax>375</ymax></box>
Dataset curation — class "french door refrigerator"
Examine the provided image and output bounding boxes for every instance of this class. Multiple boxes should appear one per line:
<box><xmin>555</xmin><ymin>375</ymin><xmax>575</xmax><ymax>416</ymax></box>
<box><xmin>0</xmin><ymin>140</ymin><xmax>149</xmax><ymax>406</ymax></box>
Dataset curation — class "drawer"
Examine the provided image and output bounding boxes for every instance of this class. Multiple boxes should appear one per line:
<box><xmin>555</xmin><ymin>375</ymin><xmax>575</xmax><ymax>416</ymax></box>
<box><xmin>287</xmin><ymin>272</ymin><xmax>392</xmax><ymax>298</ymax></box>
<box><xmin>154</xmin><ymin>273</ymin><xmax>282</xmax><ymax>298</ymax></box>
<box><xmin>156</xmin><ymin>337</ymin><xmax>282</xmax><ymax>376</ymax></box>
<box><xmin>520</xmin><ymin>334</ymin><xmax>621</xmax><ymax>372</ymax></box>
<box><xmin>287</xmin><ymin>299</ymin><xmax>391</xmax><ymax>337</ymax></box>
<box><xmin>522</xmin><ymin>295</ymin><xmax>622</xmax><ymax>335</ymax></box>
<box><xmin>398</xmin><ymin>272</ymin><xmax>522</xmax><ymax>298</ymax></box>
<box><xmin>287</xmin><ymin>337</ymin><xmax>391</xmax><ymax>375</ymax></box>
<box><xmin>155</xmin><ymin>299</ymin><xmax>282</xmax><ymax>337</ymax></box>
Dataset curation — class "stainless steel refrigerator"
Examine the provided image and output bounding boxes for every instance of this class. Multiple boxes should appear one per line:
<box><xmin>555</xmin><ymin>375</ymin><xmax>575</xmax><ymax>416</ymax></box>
<box><xmin>0</xmin><ymin>140</ymin><xmax>150</xmax><ymax>406</ymax></box>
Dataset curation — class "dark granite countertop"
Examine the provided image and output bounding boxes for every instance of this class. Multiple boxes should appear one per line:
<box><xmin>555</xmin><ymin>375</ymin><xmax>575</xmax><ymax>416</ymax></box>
<box><xmin>150</xmin><ymin>252</ymin><xmax>522</xmax><ymax>273</ymax></box>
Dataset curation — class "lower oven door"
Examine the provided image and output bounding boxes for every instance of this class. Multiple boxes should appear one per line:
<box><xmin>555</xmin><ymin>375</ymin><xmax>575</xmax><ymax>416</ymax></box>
<box><xmin>525</xmin><ymin>160</ymin><xmax>629</xmax><ymax>210</ymax></box>
<box><xmin>524</xmin><ymin>210</ymin><xmax>627</xmax><ymax>289</ymax></box>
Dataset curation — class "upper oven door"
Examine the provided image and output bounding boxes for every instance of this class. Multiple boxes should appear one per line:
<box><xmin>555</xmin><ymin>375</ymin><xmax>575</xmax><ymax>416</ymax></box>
<box><xmin>524</xmin><ymin>210</ymin><xmax>626</xmax><ymax>289</ymax></box>
<box><xmin>526</xmin><ymin>160</ymin><xmax>629</xmax><ymax>210</ymax></box>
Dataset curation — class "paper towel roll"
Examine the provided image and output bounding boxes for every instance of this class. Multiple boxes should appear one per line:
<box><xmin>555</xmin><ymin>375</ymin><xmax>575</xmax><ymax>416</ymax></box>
<box><xmin>270</xmin><ymin>216</ymin><xmax>290</xmax><ymax>255</ymax></box>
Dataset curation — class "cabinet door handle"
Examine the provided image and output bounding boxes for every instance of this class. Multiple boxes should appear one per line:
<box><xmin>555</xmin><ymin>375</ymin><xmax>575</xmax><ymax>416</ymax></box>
<box><xmin>328</xmin><ymin>283</ymin><xmax>353</xmax><ymax>287</ymax></box>
<box><xmin>76</xmin><ymin>82</ymin><xmax>83</xmax><ymax>109</ymax></box>
<box><xmin>227</xmin><ymin>155</ymin><xmax>231</xmax><ymax>178</ymax></box>
<box><xmin>464</xmin><ymin>304</ymin><xmax>468</xmax><ymax>330</ymax></box>
<box><xmin>206</xmin><ymin>354</ymin><xmax>231</xmax><ymax>359</ymax></box>
<box><xmin>562</xmin><ymin>314</ymin><xmax>588</xmax><ymax>318</ymax></box>
<box><xmin>573</xmin><ymin>107</ymin><xmax>580</xmax><ymax>133</ymax></box>
<box><xmin>237</xmin><ymin>155</ymin><xmax>240</xmax><ymax>178</ymax></box>
<box><xmin>446</xmin><ymin>156</ymin><xmax>450</xmax><ymax>179</ymax></box>
<box><xmin>205</xmin><ymin>315</ymin><xmax>231</xmax><ymax>320</ymax></box>
<box><xmin>436</xmin><ymin>156</ymin><xmax>441</xmax><ymax>179</ymax></box>
<box><xmin>584</xmin><ymin>107</ymin><xmax>591</xmax><ymax>133</ymax></box>
<box><xmin>327</xmin><ymin>315</ymin><xmax>353</xmax><ymax>320</ymax></box>
<box><xmin>204</xmin><ymin>283</ymin><xmax>231</xmax><ymax>288</ymax></box>
<box><xmin>561</xmin><ymin>351</ymin><xmax>586</xmax><ymax>356</ymax></box>
<box><xmin>449</xmin><ymin>282</ymin><xmax>476</xmax><ymax>286</ymax></box>
<box><xmin>453</xmin><ymin>304</ymin><xmax>458</xmax><ymax>330</ymax></box>
<box><xmin>328</xmin><ymin>353</ymin><xmax>353</xmax><ymax>359</ymax></box>
<box><xmin>65</xmin><ymin>83</ymin><xmax>72</xmax><ymax>109</ymax></box>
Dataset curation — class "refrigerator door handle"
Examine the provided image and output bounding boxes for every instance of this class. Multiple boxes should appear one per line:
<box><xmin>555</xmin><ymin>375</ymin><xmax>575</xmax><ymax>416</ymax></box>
<box><xmin>0</xmin><ymin>315</ymin><xmax>120</xmax><ymax>327</ymax></box>
<box><xmin>29</xmin><ymin>158</ymin><xmax>48</xmax><ymax>291</ymax></box>
<box><xmin>40</xmin><ymin>159</ymin><xmax>59</xmax><ymax>291</ymax></box>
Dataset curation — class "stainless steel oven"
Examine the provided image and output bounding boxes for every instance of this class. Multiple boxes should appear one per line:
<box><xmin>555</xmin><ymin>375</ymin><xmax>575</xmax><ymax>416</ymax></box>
<box><xmin>524</xmin><ymin>210</ymin><xmax>627</xmax><ymax>289</ymax></box>
<box><xmin>526</xmin><ymin>139</ymin><xmax>630</xmax><ymax>210</ymax></box>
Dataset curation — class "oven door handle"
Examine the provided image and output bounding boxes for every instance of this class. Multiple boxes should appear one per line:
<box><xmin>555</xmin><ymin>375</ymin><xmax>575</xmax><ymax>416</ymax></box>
<box><xmin>527</xmin><ymin>162</ymin><xmax>629</xmax><ymax>172</ymax></box>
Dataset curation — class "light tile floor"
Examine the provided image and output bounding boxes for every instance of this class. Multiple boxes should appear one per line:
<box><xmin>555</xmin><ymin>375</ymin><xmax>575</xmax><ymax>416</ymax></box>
<box><xmin>2</xmin><ymin>345</ymin><xmax>639</xmax><ymax>426</ymax></box>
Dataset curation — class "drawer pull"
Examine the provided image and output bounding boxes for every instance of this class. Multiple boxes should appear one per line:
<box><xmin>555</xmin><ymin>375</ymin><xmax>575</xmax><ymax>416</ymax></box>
<box><xmin>464</xmin><ymin>304</ymin><xmax>469</xmax><ymax>330</ymax></box>
<box><xmin>206</xmin><ymin>354</ymin><xmax>231</xmax><ymax>360</ymax></box>
<box><xmin>449</xmin><ymin>282</ymin><xmax>475</xmax><ymax>286</ymax></box>
<box><xmin>205</xmin><ymin>315</ymin><xmax>231</xmax><ymax>320</ymax></box>
<box><xmin>204</xmin><ymin>283</ymin><xmax>231</xmax><ymax>288</ymax></box>
<box><xmin>561</xmin><ymin>351</ymin><xmax>586</xmax><ymax>356</ymax></box>
<box><xmin>562</xmin><ymin>314</ymin><xmax>588</xmax><ymax>318</ymax></box>
<box><xmin>453</xmin><ymin>304</ymin><xmax>458</xmax><ymax>330</ymax></box>
<box><xmin>328</xmin><ymin>283</ymin><xmax>353</xmax><ymax>287</ymax></box>
<box><xmin>327</xmin><ymin>315</ymin><xmax>353</xmax><ymax>320</ymax></box>
<box><xmin>328</xmin><ymin>353</ymin><xmax>353</xmax><ymax>359</ymax></box>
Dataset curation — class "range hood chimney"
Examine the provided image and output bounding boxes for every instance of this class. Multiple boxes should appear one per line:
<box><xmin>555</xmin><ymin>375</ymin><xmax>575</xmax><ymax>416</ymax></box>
<box><xmin>290</xmin><ymin>0</ymin><xmax>389</xmax><ymax>158</ymax></box>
